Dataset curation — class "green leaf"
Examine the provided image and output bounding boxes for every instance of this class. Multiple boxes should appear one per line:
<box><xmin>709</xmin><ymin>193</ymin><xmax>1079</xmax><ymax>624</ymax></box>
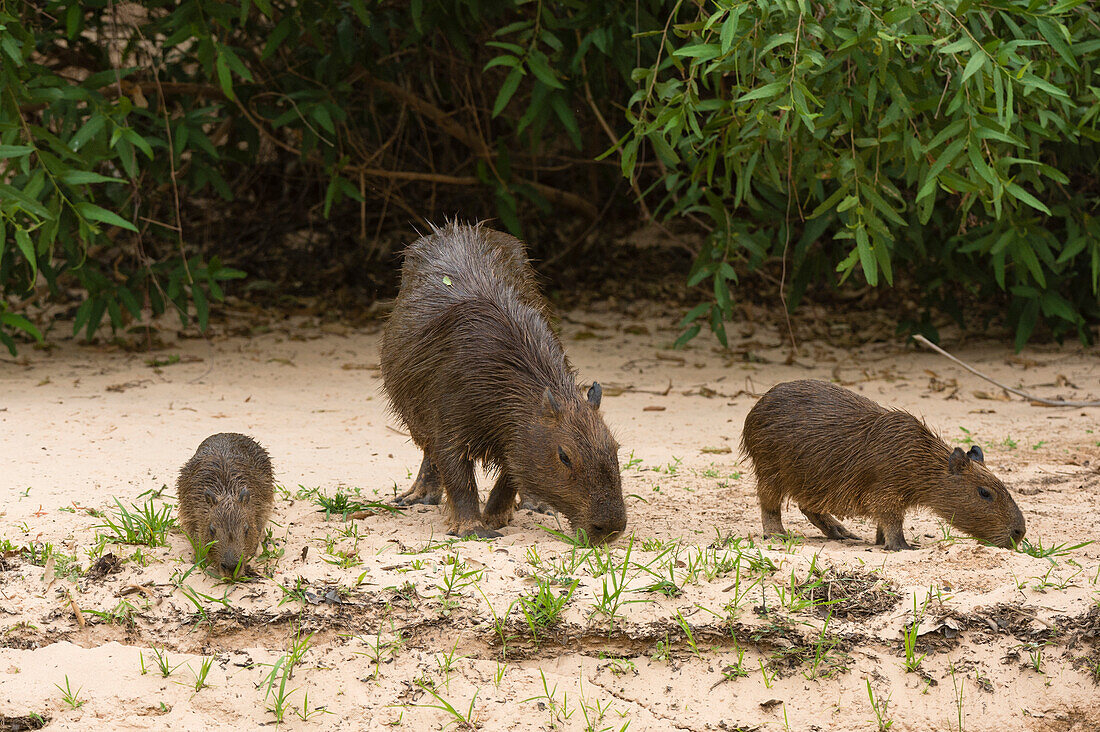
<box><xmin>60</xmin><ymin>171</ymin><xmax>125</xmax><ymax>185</ymax></box>
<box><xmin>961</xmin><ymin>53</ymin><xmax>986</xmax><ymax>83</ymax></box>
<box><xmin>916</xmin><ymin>138</ymin><xmax>966</xmax><ymax>202</ymax></box>
<box><xmin>0</xmin><ymin>183</ymin><xmax>50</xmax><ymax>218</ymax></box>
<box><xmin>526</xmin><ymin>51</ymin><xmax>564</xmax><ymax>90</ymax></box>
<box><xmin>673</xmin><ymin>323</ymin><xmax>701</xmax><ymax>350</ymax></box>
<box><xmin>0</xmin><ymin>312</ymin><xmax>43</xmax><ymax>343</ymax></box>
<box><xmin>549</xmin><ymin>94</ymin><xmax>581</xmax><ymax>150</ymax></box>
<box><xmin>312</xmin><ymin>105</ymin><xmax>335</xmax><ymax>135</ymax></box>
<box><xmin>1035</xmin><ymin>17</ymin><xmax>1077</xmax><ymax>70</ymax></box>
<box><xmin>855</xmin><ymin>227</ymin><xmax>877</xmax><ymax>287</ymax></box>
<box><xmin>1014</xmin><ymin>299</ymin><xmax>1039</xmax><ymax>352</ymax></box>
<box><xmin>484</xmin><ymin>55</ymin><xmax>520</xmax><ymax>71</ymax></box>
<box><xmin>262</xmin><ymin>16</ymin><xmax>292</xmax><ymax>61</ymax></box>
<box><xmin>69</xmin><ymin>114</ymin><xmax>105</xmax><ymax>151</ymax></box>
<box><xmin>442</xmin><ymin>275</ymin><xmax>452</xmax><ymax>286</ymax></box>
<box><xmin>215</xmin><ymin>49</ymin><xmax>235</xmax><ymax>100</ymax></box>
<box><xmin>75</xmin><ymin>202</ymin><xmax>138</xmax><ymax>232</ymax></box>
<box><xmin>720</xmin><ymin>12</ymin><xmax>738</xmax><ymax>54</ymax></box>
<box><xmin>192</xmin><ymin>284</ymin><xmax>209</xmax><ymax>331</ymax></box>
<box><xmin>492</xmin><ymin>67</ymin><xmax>524</xmax><ymax>117</ymax></box>
<box><xmin>15</xmin><ymin>227</ymin><xmax>37</xmax><ymax>282</ymax></box>
<box><xmin>1004</xmin><ymin>182</ymin><xmax>1051</xmax><ymax>215</ymax></box>
<box><xmin>0</xmin><ymin>145</ymin><xmax>34</xmax><ymax>159</ymax></box>
<box><xmin>737</xmin><ymin>81</ymin><xmax>786</xmax><ymax>104</ymax></box>
<box><xmin>679</xmin><ymin>302</ymin><xmax>710</xmax><ymax>327</ymax></box>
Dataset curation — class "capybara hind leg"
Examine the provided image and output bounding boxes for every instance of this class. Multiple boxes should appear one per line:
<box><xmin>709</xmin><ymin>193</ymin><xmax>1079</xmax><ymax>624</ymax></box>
<box><xmin>438</xmin><ymin>451</ymin><xmax>500</xmax><ymax>539</ymax></box>
<box><xmin>875</xmin><ymin>525</ymin><xmax>885</xmax><ymax>545</ymax></box>
<box><xmin>879</xmin><ymin>519</ymin><xmax>911</xmax><ymax>551</ymax></box>
<box><xmin>483</xmin><ymin>473</ymin><xmax>517</xmax><ymax>529</ymax></box>
<box><xmin>395</xmin><ymin>455</ymin><xmax>443</xmax><ymax>506</ymax></box>
<box><xmin>757</xmin><ymin>479</ymin><xmax>785</xmax><ymax>537</ymax></box>
<box><xmin>800</xmin><ymin>508</ymin><xmax>859</xmax><ymax>540</ymax></box>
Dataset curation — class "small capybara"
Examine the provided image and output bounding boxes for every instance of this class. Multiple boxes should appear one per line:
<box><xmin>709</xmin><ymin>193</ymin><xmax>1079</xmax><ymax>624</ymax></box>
<box><xmin>741</xmin><ymin>380</ymin><xmax>1025</xmax><ymax>550</ymax></box>
<box><xmin>177</xmin><ymin>433</ymin><xmax>274</xmax><ymax>574</ymax></box>
<box><xmin>380</xmin><ymin>221</ymin><xmax>626</xmax><ymax>542</ymax></box>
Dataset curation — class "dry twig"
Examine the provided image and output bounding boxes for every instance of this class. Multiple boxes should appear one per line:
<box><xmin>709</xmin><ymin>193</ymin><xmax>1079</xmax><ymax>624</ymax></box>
<box><xmin>912</xmin><ymin>335</ymin><xmax>1100</xmax><ymax>408</ymax></box>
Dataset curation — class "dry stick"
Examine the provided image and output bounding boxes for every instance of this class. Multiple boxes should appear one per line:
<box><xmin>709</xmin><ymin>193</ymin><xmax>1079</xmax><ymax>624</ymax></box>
<box><xmin>912</xmin><ymin>335</ymin><xmax>1100</xmax><ymax>408</ymax></box>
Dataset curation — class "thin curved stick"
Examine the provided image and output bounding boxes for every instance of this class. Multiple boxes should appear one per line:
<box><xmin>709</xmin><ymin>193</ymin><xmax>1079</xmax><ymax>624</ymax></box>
<box><xmin>912</xmin><ymin>335</ymin><xmax>1100</xmax><ymax>408</ymax></box>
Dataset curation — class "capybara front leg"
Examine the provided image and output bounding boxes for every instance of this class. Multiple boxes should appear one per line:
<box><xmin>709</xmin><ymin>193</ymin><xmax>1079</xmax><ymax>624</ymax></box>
<box><xmin>394</xmin><ymin>454</ymin><xmax>443</xmax><ymax>506</ymax></box>
<box><xmin>483</xmin><ymin>473</ymin><xmax>517</xmax><ymax>530</ymax></box>
<box><xmin>438</xmin><ymin>452</ymin><xmax>500</xmax><ymax>539</ymax></box>
<box><xmin>875</xmin><ymin>525</ymin><xmax>885</xmax><ymax>545</ymax></box>
<box><xmin>800</xmin><ymin>508</ymin><xmax>859</xmax><ymax>541</ymax></box>
<box><xmin>879</xmin><ymin>518</ymin><xmax>911</xmax><ymax>551</ymax></box>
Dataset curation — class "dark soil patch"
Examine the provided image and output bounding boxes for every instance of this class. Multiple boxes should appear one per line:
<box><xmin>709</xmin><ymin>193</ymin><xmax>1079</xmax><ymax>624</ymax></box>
<box><xmin>0</xmin><ymin>714</ymin><xmax>49</xmax><ymax>732</ymax></box>
<box><xmin>795</xmin><ymin>567</ymin><xmax>901</xmax><ymax>620</ymax></box>
<box><xmin>85</xmin><ymin>553</ymin><xmax>123</xmax><ymax>581</ymax></box>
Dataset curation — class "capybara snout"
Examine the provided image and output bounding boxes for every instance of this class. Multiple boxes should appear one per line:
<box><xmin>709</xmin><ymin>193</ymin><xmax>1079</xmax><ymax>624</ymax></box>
<box><xmin>520</xmin><ymin>382</ymin><xmax>625</xmax><ymax>543</ymax></box>
<box><xmin>944</xmin><ymin>445</ymin><xmax>1026</xmax><ymax>548</ymax></box>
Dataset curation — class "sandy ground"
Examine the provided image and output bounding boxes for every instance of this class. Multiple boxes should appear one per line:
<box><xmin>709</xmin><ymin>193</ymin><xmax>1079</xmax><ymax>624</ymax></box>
<box><xmin>1</xmin><ymin>302</ymin><xmax>1098</xmax><ymax>732</ymax></box>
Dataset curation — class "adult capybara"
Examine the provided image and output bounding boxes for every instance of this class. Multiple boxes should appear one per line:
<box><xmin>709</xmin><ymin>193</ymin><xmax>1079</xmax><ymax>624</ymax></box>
<box><xmin>177</xmin><ymin>433</ymin><xmax>274</xmax><ymax>574</ymax></box>
<box><xmin>741</xmin><ymin>380</ymin><xmax>1025</xmax><ymax>550</ymax></box>
<box><xmin>380</xmin><ymin>222</ymin><xmax>626</xmax><ymax>542</ymax></box>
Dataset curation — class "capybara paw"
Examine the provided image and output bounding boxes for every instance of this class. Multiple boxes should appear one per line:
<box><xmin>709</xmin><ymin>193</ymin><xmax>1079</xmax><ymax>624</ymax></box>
<box><xmin>518</xmin><ymin>496</ymin><xmax>556</xmax><ymax>515</ymax></box>
<box><xmin>394</xmin><ymin>483</ymin><xmax>442</xmax><ymax>506</ymax></box>
<box><xmin>483</xmin><ymin>508</ymin><xmax>514</xmax><ymax>530</ymax></box>
<box><xmin>883</xmin><ymin>539</ymin><xmax>912</xmax><ymax>551</ymax></box>
<box><xmin>448</xmin><ymin>524</ymin><xmax>502</xmax><ymax>540</ymax></box>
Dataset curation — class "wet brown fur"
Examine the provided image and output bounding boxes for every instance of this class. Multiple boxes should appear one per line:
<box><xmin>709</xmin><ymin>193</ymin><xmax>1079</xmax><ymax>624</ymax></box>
<box><xmin>177</xmin><ymin>433</ymin><xmax>274</xmax><ymax>573</ymax></box>
<box><xmin>380</xmin><ymin>222</ymin><xmax>626</xmax><ymax>541</ymax></box>
<box><xmin>741</xmin><ymin>380</ymin><xmax>1026</xmax><ymax>550</ymax></box>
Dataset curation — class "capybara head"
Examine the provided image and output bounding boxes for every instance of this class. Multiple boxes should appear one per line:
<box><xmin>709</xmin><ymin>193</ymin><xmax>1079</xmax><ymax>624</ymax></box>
<box><xmin>933</xmin><ymin>445</ymin><xmax>1026</xmax><ymax>549</ymax></box>
<box><xmin>519</xmin><ymin>382</ymin><xmax>626</xmax><ymax>544</ymax></box>
<box><xmin>200</xmin><ymin>486</ymin><xmax>260</xmax><ymax>575</ymax></box>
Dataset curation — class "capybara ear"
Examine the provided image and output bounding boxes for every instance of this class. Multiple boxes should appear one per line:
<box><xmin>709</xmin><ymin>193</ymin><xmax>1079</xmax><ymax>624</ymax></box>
<box><xmin>967</xmin><ymin>445</ymin><xmax>985</xmax><ymax>464</ymax></box>
<box><xmin>948</xmin><ymin>447</ymin><xmax>968</xmax><ymax>474</ymax></box>
<box><xmin>239</xmin><ymin>488</ymin><xmax>251</xmax><ymax>504</ymax></box>
<box><xmin>541</xmin><ymin>388</ymin><xmax>561</xmax><ymax>418</ymax></box>
<box><xmin>204</xmin><ymin>488</ymin><xmax>218</xmax><ymax>505</ymax></box>
<box><xmin>587</xmin><ymin>382</ymin><xmax>602</xmax><ymax>409</ymax></box>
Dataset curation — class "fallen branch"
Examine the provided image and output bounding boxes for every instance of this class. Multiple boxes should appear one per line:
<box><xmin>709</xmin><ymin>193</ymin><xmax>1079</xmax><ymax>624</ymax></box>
<box><xmin>912</xmin><ymin>335</ymin><xmax>1100</xmax><ymax>408</ymax></box>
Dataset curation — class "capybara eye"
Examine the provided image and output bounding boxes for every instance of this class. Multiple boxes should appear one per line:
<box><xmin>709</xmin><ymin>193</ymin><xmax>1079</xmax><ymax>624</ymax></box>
<box><xmin>978</xmin><ymin>487</ymin><xmax>992</xmax><ymax>500</ymax></box>
<box><xmin>208</xmin><ymin>524</ymin><xmax>215</xmax><ymax>537</ymax></box>
<box><xmin>558</xmin><ymin>447</ymin><xmax>572</xmax><ymax>467</ymax></box>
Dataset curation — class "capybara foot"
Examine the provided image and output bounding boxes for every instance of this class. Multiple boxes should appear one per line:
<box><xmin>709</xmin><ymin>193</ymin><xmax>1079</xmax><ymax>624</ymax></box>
<box><xmin>518</xmin><ymin>494</ymin><xmax>556</xmax><ymax>515</ymax></box>
<box><xmin>394</xmin><ymin>481</ymin><xmax>442</xmax><ymax>506</ymax></box>
<box><xmin>483</xmin><ymin>504</ymin><xmax>515</xmax><ymax>530</ymax></box>
<box><xmin>448</xmin><ymin>523</ymin><xmax>502</xmax><ymax>540</ymax></box>
<box><xmin>809</xmin><ymin>511</ymin><xmax>860</xmax><ymax>540</ymax></box>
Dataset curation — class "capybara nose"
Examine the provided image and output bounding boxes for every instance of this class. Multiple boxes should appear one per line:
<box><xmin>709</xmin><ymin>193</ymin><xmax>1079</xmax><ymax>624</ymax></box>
<box><xmin>220</xmin><ymin>554</ymin><xmax>240</xmax><ymax>573</ymax></box>
<box><xmin>1011</xmin><ymin>527</ymin><xmax>1025</xmax><ymax>544</ymax></box>
<box><xmin>589</xmin><ymin>513</ymin><xmax>627</xmax><ymax>544</ymax></box>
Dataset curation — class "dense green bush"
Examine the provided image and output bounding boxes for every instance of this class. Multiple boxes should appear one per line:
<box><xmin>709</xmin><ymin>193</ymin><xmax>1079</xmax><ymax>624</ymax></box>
<box><xmin>1</xmin><ymin>0</ymin><xmax>1098</xmax><ymax>355</ymax></box>
<box><xmin>626</xmin><ymin>0</ymin><xmax>1100</xmax><ymax>348</ymax></box>
<box><xmin>1</xmin><ymin>0</ymin><xmax>656</xmax><ymax>353</ymax></box>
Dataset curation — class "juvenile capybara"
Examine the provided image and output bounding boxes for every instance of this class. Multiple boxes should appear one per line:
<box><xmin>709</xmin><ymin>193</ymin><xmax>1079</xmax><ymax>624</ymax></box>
<box><xmin>380</xmin><ymin>221</ymin><xmax>626</xmax><ymax>542</ymax></box>
<box><xmin>177</xmin><ymin>433</ymin><xmax>274</xmax><ymax>574</ymax></box>
<box><xmin>741</xmin><ymin>380</ymin><xmax>1025</xmax><ymax>550</ymax></box>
